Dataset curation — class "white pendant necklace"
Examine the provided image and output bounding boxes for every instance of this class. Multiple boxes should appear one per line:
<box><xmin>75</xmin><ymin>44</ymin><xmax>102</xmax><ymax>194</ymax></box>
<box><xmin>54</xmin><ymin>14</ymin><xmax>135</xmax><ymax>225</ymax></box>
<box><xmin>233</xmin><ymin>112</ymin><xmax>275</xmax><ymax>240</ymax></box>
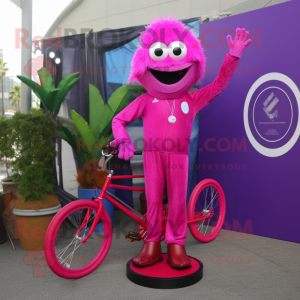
<box><xmin>166</xmin><ymin>99</ymin><xmax>176</xmax><ymax>124</ymax></box>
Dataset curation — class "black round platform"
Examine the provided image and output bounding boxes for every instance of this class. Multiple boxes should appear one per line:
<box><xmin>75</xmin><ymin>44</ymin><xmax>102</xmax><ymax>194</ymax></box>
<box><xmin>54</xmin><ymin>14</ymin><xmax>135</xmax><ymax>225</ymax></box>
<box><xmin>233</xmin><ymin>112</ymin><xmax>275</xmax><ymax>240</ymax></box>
<box><xmin>126</xmin><ymin>253</ymin><xmax>203</xmax><ymax>289</ymax></box>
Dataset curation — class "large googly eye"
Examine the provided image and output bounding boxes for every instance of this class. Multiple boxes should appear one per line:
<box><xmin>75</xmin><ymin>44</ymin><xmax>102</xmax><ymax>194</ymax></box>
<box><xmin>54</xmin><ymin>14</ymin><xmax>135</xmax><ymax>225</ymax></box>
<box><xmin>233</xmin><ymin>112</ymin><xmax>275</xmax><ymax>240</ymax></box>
<box><xmin>149</xmin><ymin>42</ymin><xmax>169</xmax><ymax>61</ymax></box>
<box><xmin>168</xmin><ymin>41</ymin><xmax>187</xmax><ymax>60</ymax></box>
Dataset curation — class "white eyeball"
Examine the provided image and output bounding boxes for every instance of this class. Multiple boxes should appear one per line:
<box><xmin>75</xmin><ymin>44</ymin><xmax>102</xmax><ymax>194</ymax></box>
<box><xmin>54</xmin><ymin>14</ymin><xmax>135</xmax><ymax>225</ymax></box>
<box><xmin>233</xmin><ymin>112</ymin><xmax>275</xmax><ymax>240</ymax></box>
<box><xmin>149</xmin><ymin>42</ymin><xmax>169</xmax><ymax>61</ymax></box>
<box><xmin>168</xmin><ymin>41</ymin><xmax>187</xmax><ymax>60</ymax></box>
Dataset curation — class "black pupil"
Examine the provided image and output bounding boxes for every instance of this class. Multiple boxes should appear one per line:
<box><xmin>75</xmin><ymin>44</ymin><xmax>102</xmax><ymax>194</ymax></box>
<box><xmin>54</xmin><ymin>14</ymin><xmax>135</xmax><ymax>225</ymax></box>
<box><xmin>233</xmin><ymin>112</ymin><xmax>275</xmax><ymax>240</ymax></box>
<box><xmin>154</xmin><ymin>48</ymin><xmax>163</xmax><ymax>57</ymax></box>
<box><xmin>173</xmin><ymin>47</ymin><xmax>182</xmax><ymax>56</ymax></box>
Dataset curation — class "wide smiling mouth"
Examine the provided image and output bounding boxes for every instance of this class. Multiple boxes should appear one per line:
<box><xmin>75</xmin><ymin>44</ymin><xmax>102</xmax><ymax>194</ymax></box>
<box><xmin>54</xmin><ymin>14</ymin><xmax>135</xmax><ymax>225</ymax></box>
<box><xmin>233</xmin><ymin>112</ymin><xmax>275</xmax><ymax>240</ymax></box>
<box><xmin>149</xmin><ymin>67</ymin><xmax>190</xmax><ymax>85</ymax></box>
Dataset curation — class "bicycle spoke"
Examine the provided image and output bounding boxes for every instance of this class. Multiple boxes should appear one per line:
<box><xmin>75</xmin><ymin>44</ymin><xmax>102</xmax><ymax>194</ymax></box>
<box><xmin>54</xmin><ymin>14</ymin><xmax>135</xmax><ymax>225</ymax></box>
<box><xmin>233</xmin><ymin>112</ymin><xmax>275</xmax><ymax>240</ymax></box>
<box><xmin>204</xmin><ymin>187</ymin><xmax>208</xmax><ymax>209</ymax></box>
<box><xmin>55</xmin><ymin>241</ymin><xmax>77</xmax><ymax>251</ymax></box>
<box><xmin>45</xmin><ymin>201</ymin><xmax>113</xmax><ymax>278</ymax></box>
<box><xmin>213</xmin><ymin>198</ymin><xmax>220</xmax><ymax>210</ymax></box>
<box><xmin>52</xmin><ymin>205</ymin><xmax>108</xmax><ymax>271</ymax></box>
<box><xmin>197</xmin><ymin>220</ymin><xmax>205</xmax><ymax>232</ymax></box>
<box><xmin>204</xmin><ymin>219</ymin><xmax>211</xmax><ymax>235</ymax></box>
<box><xmin>60</xmin><ymin>240</ymin><xmax>82</xmax><ymax>268</ymax></box>
<box><xmin>62</xmin><ymin>241</ymin><xmax>78</xmax><ymax>268</ymax></box>
<box><xmin>67</xmin><ymin>241</ymin><xmax>83</xmax><ymax>269</ymax></box>
<box><xmin>206</xmin><ymin>189</ymin><xmax>218</xmax><ymax>208</ymax></box>
<box><xmin>56</xmin><ymin>238</ymin><xmax>77</xmax><ymax>260</ymax></box>
<box><xmin>193</xmin><ymin>184</ymin><xmax>223</xmax><ymax>236</ymax></box>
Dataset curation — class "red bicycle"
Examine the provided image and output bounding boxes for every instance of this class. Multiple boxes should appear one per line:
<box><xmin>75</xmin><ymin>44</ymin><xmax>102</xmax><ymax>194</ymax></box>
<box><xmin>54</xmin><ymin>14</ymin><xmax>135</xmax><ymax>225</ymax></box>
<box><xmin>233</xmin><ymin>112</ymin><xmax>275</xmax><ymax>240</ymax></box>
<box><xmin>44</xmin><ymin>148</ymin><xmax>226</xmax><ymax>279</ymax></box>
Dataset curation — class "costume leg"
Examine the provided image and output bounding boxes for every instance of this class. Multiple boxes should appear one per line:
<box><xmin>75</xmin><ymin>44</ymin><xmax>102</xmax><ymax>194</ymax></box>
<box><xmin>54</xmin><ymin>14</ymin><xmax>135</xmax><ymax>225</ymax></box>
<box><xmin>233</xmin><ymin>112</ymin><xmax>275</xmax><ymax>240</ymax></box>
<box><xmin>164</xmin><ymin>154</ymin><xmax>191</xmax><ymax>269</ymax></box>
<box><xmin>164</xmin><ymin>154</ymin><xmax>189</xmax><ymax>246</ymax></box>
<box><xmin>132</xmin><ymin>151</ymin><xmax>165</xmax><ymax>267</ymax></box>
<box><xmin>143</xmin><ymin>151</ymin><xmax>165</xmax><ymax>242</ymax></box>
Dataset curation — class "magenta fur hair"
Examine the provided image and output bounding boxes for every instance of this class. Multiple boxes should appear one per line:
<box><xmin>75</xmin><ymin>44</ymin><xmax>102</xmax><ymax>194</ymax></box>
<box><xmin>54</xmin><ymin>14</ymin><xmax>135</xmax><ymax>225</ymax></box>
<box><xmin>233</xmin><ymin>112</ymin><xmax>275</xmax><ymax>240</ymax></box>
<box><xmin>128</xmin><ymin>16</ymin><xmax>206</xmax><ymax>84</ymax></box>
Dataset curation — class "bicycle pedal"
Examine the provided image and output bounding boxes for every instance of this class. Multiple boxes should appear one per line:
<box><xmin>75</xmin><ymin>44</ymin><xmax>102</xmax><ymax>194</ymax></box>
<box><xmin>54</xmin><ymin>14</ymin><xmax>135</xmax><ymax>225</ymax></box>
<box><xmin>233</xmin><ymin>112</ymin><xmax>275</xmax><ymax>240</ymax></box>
<box><xmin>125</xmin><ymin>231</ymin><xmax>141</xmax><ymax>242</ymax></box>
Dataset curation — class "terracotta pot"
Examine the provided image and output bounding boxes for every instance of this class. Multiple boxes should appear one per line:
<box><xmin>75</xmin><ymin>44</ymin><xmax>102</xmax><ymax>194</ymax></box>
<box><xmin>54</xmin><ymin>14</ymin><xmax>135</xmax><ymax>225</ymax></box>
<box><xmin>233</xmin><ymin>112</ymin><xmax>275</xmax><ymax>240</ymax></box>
<box><xmin>13</xmin><ymin>205</ymin><xmax>61</xmax><ymax>250</ymax></box>
<box><xmin>2</xmin><ymin>181</ymin><xmax>18</xmax><ymax>193</ymax></box>
<box><xmin>2</xmin><ymin>182</ymin><xmax>18</xmax><ymax>209</ymax></box>
<box><xmin>2</xmin><ymin>191</ymin><xmax>14</xmax><ymax>210</ymax></box>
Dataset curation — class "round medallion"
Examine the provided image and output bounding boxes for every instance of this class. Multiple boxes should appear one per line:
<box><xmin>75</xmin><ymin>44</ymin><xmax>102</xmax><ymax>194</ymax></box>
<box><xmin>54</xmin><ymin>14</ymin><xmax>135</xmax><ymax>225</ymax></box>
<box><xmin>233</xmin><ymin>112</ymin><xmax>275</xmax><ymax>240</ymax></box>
<box><xmin>168</xmin><ymin>115</ymin><xmax>176</xmax><ymax>124</ymax></box>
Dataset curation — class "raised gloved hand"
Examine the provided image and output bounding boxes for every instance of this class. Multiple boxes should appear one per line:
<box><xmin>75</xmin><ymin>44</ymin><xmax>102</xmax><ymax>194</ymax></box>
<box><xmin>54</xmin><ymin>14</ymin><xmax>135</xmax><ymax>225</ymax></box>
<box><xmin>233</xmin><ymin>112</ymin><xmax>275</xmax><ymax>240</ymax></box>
<box><xmin>227</xmin><ymin>28</ymin><xmax>252</xmax><ymax>58</ymax></box>
<box><xmin>110</xmin><ymin>138</ymin><xmax>136</xmax><ymax>160</ymax></box>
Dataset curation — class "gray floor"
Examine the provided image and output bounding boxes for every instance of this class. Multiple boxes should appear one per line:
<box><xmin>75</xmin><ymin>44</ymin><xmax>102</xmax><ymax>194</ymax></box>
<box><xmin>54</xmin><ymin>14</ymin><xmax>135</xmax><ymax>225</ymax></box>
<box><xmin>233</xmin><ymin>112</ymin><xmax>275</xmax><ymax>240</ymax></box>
<box><xmin>1</xmin><ymin>210</ymin><xmax>300</xmax><ymax>300</ymax></box>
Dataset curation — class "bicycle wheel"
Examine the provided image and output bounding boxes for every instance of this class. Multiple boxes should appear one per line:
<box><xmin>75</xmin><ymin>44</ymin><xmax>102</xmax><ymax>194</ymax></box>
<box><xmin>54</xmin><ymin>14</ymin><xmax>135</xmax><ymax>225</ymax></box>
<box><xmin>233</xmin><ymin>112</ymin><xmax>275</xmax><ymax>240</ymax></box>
<box><xmin>188</xmin><ymin>179</ymin><xmax>226</xmax><ymax>243</ymax></box>
<box><xmin>44</xmin><ymin>200</ymin><xmax>113</xmax><ymax>279</ymax></box>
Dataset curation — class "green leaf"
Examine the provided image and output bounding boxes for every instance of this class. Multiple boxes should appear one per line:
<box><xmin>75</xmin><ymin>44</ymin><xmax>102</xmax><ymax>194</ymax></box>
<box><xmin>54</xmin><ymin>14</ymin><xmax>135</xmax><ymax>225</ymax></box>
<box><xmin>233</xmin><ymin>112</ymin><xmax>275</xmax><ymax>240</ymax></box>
<box><xmin>17</xmin><ymin>75</ymin><xmax>46</xmax><ymax>105</ymax></box>
<box><xmin>9</xmin><ymin>108</ymin><xmax>57</xmax><ymax>201</ymax></box>
<box><xmin>17</xmin><ymin>75</ymin><xmax>41</xmax><ymax>90</ymax></box>
<box><xmin>55</xmin><ymin>126</ymin><xmax>74</xmax><ymax>147</ymax></box>
<box><xmin>96</xmin><ymin>135</ymin><xmax>110</xmax><ymax>151</ymax></box>
<box><xmin>34</xmin><ymin>87</ymin><xmax>49</xmax><ymax>104</ymax></box>
<box><xmin>71</xmin><ymin>110</ymin><xmax>99</xmax><ymax>158</ymax></box>
<box><xmin>56</xmin><ymin>125</ymin><xmax>87</xmax><ymax>165</ymax></box>
<box><xmin>58</xmin><ymin>73</ymin><xmax>79</xmax><ymax>91</ymax></box>
<box><xmin>18</xmin><ymin>71</ymin><xmax>80</xmax><ymax>112</ymax></box>
<box><xmin>109</xmin><ymin>132</ymin><xmax>114</xmax><ymax>142</ymax></box>
<box><xmin>54</xmin><ymin>77</ymin><xmax>80</xmax><ymax>112</ymax></box>
<box><xmin>89</xmin><ymin>84</ymin><xmax>105</xmax><ymax>139</ymax></box>
<box><xmin>57</xmin><ymin>116</ymin><xmax>79</xmax><ymax>137</ymax></box>
<box><xmin>38</xmin><ymin>67</ymin><xmax>55</xmax><ymax>92</ymax></box>
<box><xmin>54</xmin><ymin>73</ymin><xmax>80</xmax><ymax>112</ymax></box>
<box><xmin>17</xmin><ymin>75</ymin><xmax>42</xmax><ymax>100</ymax></box>
<box><xmin>44</xmin><ymin>88</ymin><xmax>60</xmax><ymax>111</ymax></box>
<box><xmin>99</xmin><ymin>85</ymin><xmax>130</xmax><ymax>139</ymax></box>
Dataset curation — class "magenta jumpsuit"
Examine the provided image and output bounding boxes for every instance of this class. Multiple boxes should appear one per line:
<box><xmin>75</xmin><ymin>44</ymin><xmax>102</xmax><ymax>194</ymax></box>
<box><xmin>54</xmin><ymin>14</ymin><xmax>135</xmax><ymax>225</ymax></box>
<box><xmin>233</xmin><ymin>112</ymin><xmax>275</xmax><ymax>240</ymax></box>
<box><xmin>112</xmin><ymin>53</ymin><xmax>239</xmax><ymax>245</ymax></box>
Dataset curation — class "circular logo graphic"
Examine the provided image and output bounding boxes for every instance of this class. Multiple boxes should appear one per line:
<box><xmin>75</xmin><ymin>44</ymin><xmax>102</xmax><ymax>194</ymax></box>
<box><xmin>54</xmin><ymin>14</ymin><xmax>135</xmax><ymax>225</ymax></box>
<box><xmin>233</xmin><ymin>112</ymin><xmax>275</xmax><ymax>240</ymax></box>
<box><xmin>253</xmin><ymin>86</ymin><xmax>293</xmax><ymax>143</ymax></box>
<box><xmin>244</xmin><ymin>73</ymin><xmax>300</xmax><ymax>157</ymax></box>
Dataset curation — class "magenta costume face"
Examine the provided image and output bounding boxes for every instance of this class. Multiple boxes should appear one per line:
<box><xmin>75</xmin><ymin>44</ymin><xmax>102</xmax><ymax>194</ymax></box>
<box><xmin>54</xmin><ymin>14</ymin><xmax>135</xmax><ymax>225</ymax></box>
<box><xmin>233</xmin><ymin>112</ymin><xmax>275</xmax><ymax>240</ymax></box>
<box><xmin>128</xmin><ymin>16</ymin><xmax>206</xmax><ymax>100</ymax></box>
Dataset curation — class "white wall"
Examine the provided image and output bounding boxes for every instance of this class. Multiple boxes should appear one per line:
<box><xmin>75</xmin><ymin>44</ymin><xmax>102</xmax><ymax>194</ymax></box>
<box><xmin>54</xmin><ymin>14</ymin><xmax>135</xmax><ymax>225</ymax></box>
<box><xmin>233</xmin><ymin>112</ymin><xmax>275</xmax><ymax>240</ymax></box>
<box><xmin>48</xmin><ymin>0</ymin><xmax>290</xmax><ymax>36</ymax></box>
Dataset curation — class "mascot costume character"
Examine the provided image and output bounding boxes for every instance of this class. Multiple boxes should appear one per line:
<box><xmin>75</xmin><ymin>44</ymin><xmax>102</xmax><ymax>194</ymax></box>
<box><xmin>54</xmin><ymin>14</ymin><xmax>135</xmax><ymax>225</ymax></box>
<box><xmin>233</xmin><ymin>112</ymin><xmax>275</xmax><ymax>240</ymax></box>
<box><xmin>111</xmin><ymin>17</ymin><xmax>251</xmax><ymax>269</ymax></box>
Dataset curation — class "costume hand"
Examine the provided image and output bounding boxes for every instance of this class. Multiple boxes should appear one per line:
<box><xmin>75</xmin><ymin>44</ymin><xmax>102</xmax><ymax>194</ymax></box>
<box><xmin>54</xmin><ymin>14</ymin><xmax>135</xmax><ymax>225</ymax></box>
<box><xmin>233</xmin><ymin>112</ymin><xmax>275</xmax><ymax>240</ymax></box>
<box><xmin>227</xmin><ymin>28</ymin><xmax>252</xmax><ymax>58</ymax></box>
<box><xmin>110</xmin><ymin>138</ymin><xmax>136</xmax><ymax>160</ymax></box>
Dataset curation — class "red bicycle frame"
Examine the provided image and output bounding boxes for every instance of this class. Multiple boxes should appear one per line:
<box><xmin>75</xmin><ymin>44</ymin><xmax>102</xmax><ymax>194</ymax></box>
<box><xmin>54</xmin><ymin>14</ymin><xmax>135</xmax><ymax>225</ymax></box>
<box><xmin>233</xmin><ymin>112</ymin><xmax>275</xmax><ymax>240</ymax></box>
<box><xmin>80</xmin><ymin>173</ymin><xmax>147</xmax><ymax>243</ymax></box>
<box><xmin>80</xmin><ymin>161</ymin><xmax>214</xmax><ymax>243</ymax></box>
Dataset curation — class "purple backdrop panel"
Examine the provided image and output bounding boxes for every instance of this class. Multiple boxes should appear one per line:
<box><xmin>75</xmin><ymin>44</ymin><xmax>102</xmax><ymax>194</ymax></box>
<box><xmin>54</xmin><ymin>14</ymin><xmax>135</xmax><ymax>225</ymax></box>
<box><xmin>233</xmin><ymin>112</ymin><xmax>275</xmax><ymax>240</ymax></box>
<box><xmin>198</xmin><ymin>1</ymin><xmax>300</xmax><ymax>243</ymax></box>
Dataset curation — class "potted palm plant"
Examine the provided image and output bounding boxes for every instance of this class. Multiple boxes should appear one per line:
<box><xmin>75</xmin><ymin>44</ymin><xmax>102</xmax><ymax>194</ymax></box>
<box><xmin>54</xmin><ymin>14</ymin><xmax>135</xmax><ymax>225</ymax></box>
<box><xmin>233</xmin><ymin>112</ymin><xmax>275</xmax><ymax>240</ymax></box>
<box><xmin>11</xmin><ymin>109</ymin><xmax>60</xmax><ymax>250</ymax></box>
<box><xmin>17</xmin><ymin>68</ymin><xmax>80</xmax><ymax>119</ymax></box>
<box><xmin>17</xmin><ymin>67</ymin><xmax>80</xmax><ymax>185</ymax></box>
<box><xmin>56</xmin><ymin>83</ymin><xmax>131</xmax><ymax>230</ymax></box>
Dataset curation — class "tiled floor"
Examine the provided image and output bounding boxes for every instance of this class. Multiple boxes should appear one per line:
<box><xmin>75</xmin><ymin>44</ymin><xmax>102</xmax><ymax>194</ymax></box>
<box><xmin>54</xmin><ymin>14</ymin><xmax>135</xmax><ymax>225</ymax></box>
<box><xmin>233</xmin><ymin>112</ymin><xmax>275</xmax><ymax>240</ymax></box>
<box><xmin>1</xmin><ymin>209</ymin><xmax>299</xmax><ymax>300</ymax></box>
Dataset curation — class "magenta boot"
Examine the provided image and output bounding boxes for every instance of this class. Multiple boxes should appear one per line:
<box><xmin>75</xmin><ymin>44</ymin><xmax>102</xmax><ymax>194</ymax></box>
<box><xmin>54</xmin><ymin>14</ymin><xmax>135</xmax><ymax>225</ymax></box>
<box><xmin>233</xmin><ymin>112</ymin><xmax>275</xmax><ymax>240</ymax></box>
<box><xmin>167</xmin><ymin>243</ymin><xmax>191</xmax><ymax>270</ymax></box>
<box><xmin>132</xmin><ymin>241</ymin><xmax>163</xmax><ymax>267</ymax></box>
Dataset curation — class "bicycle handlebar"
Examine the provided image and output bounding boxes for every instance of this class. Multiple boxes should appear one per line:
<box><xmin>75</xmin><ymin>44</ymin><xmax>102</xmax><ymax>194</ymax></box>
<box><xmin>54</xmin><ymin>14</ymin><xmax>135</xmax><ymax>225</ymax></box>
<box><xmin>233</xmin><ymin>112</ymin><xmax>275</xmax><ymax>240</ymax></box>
<box><xmin>99</xmin><ymin>145</ymin><xmax>142</xmax><ymax>173</ymax></box>
<box><xmin>111</xmin><ymin>149</ymin><xmax>142</xmax><ymax>156</ymax></box>
<box><xmin>101</xmin><ymin>144</ymin><xmax>142</xmax><ymax>158</ymax></box>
